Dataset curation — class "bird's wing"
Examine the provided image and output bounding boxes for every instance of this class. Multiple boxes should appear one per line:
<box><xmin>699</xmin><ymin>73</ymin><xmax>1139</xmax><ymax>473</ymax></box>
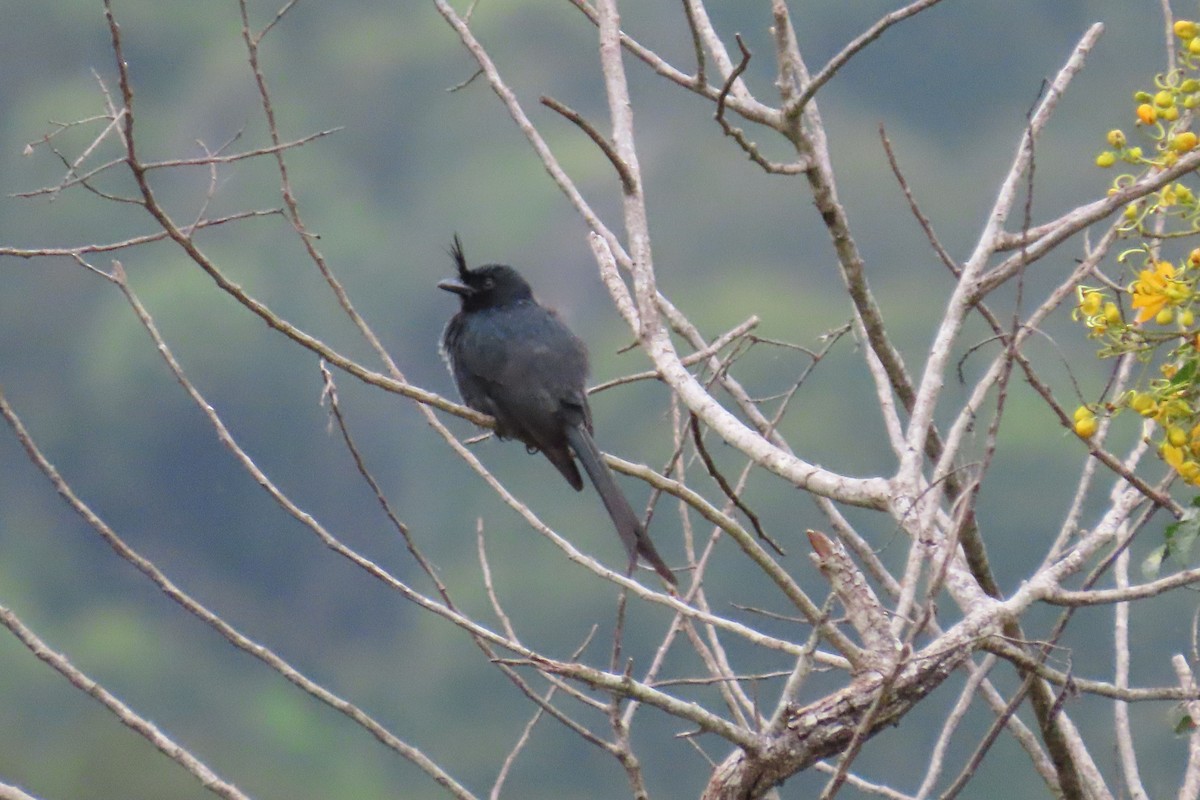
<box><xmin>448</xmin><ymin>305</ymin><xmax>590</xmax><ymax>488</ymax></box>
<box><xmin>454</xmin><ymin>306</ymin><xmax>588</xmax><ymax>417</ymax></box>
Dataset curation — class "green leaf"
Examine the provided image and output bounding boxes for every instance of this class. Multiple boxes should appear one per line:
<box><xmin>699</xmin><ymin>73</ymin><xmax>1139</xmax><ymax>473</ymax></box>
<box><xmin>1169</xmin><ymin>508</ymin><xmax>1200</xmax><ymax>564</ymax></box>
<box><xmin>1142</xmin><ymin>544</ymin><xmax>1166</xmax><ymax>579</ymax></box>
<box><xmin>1170</xmin><ymin>358</ymin><xmax>1197</xmax><ymax>386</ymax></box>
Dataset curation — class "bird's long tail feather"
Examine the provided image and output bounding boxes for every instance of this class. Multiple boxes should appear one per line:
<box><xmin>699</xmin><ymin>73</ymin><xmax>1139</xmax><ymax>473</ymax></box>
<box><xmin>564</xmin><ymin>424</ymin><xmax>676</xmax><ymax>585</ymax></box>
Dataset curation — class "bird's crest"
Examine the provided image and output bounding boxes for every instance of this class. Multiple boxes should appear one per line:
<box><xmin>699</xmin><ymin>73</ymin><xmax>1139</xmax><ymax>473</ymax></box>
<box><xmin>449</xmin><ymin>234</ymin><xmax>469</xmax><ymax>278</ymax></box>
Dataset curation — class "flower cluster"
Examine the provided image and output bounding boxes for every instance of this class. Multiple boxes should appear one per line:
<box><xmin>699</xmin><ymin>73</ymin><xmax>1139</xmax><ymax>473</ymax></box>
<box><xmin>1072</xmin><ymin>20</ymin><xmax>1200</xmax><ymax>486</ymax></box>
<box><xmin>1073</xmin><ymin>246</ymin><xmax>1200</xmax><ymax>483</ymax></box>
<box><xmin>1096</xmin><ymin>21</ymin><xmax>1200</xmax><ymax>237</ymax></box>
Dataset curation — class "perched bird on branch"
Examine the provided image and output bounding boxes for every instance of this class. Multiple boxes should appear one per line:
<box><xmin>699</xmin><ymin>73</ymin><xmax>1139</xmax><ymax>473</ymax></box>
<box><xmin>438</xmin><ymin>236</ymin><xmax>676</xmax><ymax>585</ymax></box>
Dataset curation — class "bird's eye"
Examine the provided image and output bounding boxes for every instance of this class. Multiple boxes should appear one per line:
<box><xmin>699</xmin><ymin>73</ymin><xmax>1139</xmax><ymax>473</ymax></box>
<box><xmin>482</xmin><ymin>277</ymin><xmax>495</xmax><ymax>290</ymax></box>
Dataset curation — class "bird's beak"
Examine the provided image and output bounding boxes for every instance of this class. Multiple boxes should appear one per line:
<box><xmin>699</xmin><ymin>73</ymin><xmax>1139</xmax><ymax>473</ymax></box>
<box><xmin>437</xmin><ymin>279</ymin><xmax>472</xmax><ymax>296</ymax></box>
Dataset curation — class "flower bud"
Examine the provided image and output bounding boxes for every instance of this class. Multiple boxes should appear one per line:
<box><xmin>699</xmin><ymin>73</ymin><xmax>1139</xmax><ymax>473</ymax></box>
<box><xmin>1079</xmin><ymin>291</ymin><xmax>1103</xmax><ymax>316</ymax></box>
<box><xmin>1176</xmin><ymin>131</ymin><xmax>1199</xmax><ymax>152</ymax></box>
<box><xmin>1130</xmin><ymin>393</ymin><xmax>1157</xmax><ymax>415</ymax></box>
<box><xmin>1073</xmin><ymin>414</ymin><xmax>1098</xmax><ymax>439</ymax></box>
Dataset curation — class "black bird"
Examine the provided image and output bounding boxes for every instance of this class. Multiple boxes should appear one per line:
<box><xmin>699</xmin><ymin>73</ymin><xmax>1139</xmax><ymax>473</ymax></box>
<box><xmin>438</xmin><ymin>236</ymin><xmax>676</xmax><ymax>585</ymax></box>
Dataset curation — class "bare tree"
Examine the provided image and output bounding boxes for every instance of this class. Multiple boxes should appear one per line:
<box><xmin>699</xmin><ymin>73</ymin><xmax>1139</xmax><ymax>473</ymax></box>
<box><xmin>3</xmin><ymin>1</ymin><xmax>1200</xmax><ymax>799</ymax></box>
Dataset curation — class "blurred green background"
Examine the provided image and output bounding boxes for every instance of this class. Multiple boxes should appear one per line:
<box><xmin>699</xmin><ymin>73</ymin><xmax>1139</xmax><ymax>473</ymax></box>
<box><xmin>0</xmin><ymin>1</ymin><xmax>1195</xmax><ymax>798</ymax></box>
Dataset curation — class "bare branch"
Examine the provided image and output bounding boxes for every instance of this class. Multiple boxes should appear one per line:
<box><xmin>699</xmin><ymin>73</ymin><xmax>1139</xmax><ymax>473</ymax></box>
<box><xmin>782</xmin><ymin>0</ymin><xmax>947</xmax><ymax>119</ymax></box>
<box><xmin>0</xmin><ymin>782</ymin><xmax>43</xmax><ymax>800</ymax></box>
<box><xmin>540</xmin><ymin>94</ymin><xmax>635</xmax><ymax>193</ymax></box>
<box><xmin>715</xmin><ymin>35</ymin><xmax>808</xmax><ymax>174</ymax></box>
<box><xmin>590</xmin><ymin>232</ymin><xmax>891</xmax><ymax>510</ymax></box>
<box><xmin>0</xmin><ymin>603</ymin><xmax>250</xmax><ymax>800</ymax></box>
<box><xmin>0</xmin><ymin>381</ymin><xmax>478</xmax><ymax>800</ymax></box>
<box><xmin>1173</xmin><ymin>655</ymin><xmax>1200</xmax><ymax>799</ymax></box>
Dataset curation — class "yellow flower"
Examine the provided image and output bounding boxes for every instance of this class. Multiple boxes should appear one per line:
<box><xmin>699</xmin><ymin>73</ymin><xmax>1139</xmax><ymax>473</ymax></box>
<box><xmin>1166</xmin><ymin>436</ymin><xmax>1200</xmax><ymax>483</ymax></box>
<box><xmin>1175</xmin><ymin>131</ymin><xmax>1199</xmax><ymax>152</ymax></box>
<box><xmin>1079</xmin><ymin>290</ymin><xmax>1103</xmax><ymax>316</ymax></box>
<box><xmin>1169</xmin><ymin>426</ymin><xmax>1189</xmax><ymax>447</ymax></box>
<box><xmin>1163</xmin><ymin>442</ymin><xmax>1186</xmax><ymax>469</ymax></box>
<box><xmin>1130</xmin><ymin>261</ymin><xmax>1180</xmax><ymax>323</ymax></box>
<box><xmin>1130</xmin><ymin>392</ymin><xmax>1157</xmax><ymax>416</ymax></box>
<box><xmin>1176</xmin><ymin>20</ymin><xmax>1200</xmax><ymax>40</ymax></box>
<box><xmin>1137</xmin><ymin>104</ymin><xmax>1158</xmax><ymax>125</ymax></box>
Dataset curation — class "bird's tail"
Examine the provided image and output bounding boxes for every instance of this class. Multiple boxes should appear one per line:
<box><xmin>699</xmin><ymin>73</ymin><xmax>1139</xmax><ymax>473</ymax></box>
<box><xmin>565</xmin><ymin>424</ymin><xmax>677</xmax><ymax>585</ymax></box>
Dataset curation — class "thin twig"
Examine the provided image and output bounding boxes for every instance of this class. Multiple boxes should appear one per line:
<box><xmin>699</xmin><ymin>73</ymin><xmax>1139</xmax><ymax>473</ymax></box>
<box><xmin>689</xmin><ymin>415</ymin><xmax>784</xmax><ymax>556</ymax></box>
<box><xmin>782</xmin><ymin>0</ymin><xmax>947</xmax><ymax>119</ymax></box>
<box><xmin>540</xmin><ymin>95</ymin><xmax>635</xmax><ymax>193</ymax></box>
<box><xmin>714</xmin><ymin>34</ymin><xmax>806</xmax><ymax>174</ymax></box>
<box><xmin>589</xmin><ymin>315</ymin><xmax>758</xmax><ymax>393</ymax></box>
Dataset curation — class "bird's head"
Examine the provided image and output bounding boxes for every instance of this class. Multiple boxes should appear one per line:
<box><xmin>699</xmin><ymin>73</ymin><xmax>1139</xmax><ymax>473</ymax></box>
<box><xmin>438</xmin><ymin>235</ymin><xmax>535</xmax><ymax>311</ymax></box>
